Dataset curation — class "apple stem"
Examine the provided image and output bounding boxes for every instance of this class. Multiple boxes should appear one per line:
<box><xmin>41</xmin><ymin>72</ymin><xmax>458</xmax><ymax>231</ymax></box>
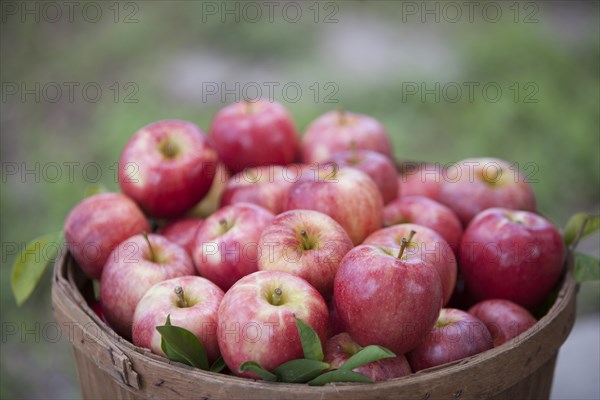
<box><xmin>397</xmin><ymin>238</ymin><xmax>408</xmax><ymax>259</ymax></box>
<box><xmin>219</xmin><ymin>218</ymin><xmax>229</xmax><ymax>232</ymax></box>
<box><xmin>142</xmin><ymin>232</ymin><xmax>157</xmax><ymax>263</ymax></box>
<box><xmin>336</xmin><ymin>108</ymin><xmax>347</xmax><ymax>125</ymax></box>
<box><xmin>326</xmin><ymin>162</ymin><xmax>338</xmax><ymax>180</ymax></box>
<box><xmin>243</xmin><ymin>99</ymin><xmax>255</xmax><ymax>114</ymax></box>
<box><xmin>397</xmin><ymin>230</ymin><xmax>417</xmax><ymax>259</ymax></box>
<box><xmin>174</xmin><ymin>286</ymin><xmax>188</xmax><ymax>308</ymax></box>
<box><xmin>300</xmin><ymin>230</ymin><xmax>310</xmax><ymax>250</ymax></box>
<box><xmin>271</xmin><ymin>288</ymin><xmax>283</xmax><ymax>306</ymax></box>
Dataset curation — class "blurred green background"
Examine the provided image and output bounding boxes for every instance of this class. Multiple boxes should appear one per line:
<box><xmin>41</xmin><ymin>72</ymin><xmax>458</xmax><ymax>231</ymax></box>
<box><xmin>1</xmin><ymin>1</ymin><xmax>598</xmax><ymax>398</ymax></box>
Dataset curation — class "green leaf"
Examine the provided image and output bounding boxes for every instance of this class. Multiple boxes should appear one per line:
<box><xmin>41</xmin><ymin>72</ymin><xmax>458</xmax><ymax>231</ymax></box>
<box><xmin>564</xmin><ymin>213</ymin><xmax>600</xmax><ymax>246</ymax></box>
<box><xmin>272</xmin><ymin>359</ymin><xmax>330</xmax><ymax>383</ymax></box>
<box><xmin>210</xmin><ymin>356</ymin><xmax>226</xmax><ymax>373</ymax></box>
<box><xmin>84</xmin><ymin>183</ymin><xmax>108</xmax><ymax>197</ymax></box>
<box><xmin>308</xmin><ymin>369</ymin><xmax>373</xmax><ymax>386</ymax></box>
<box><xmin>156</xmin><ymin>316</ymin><xmax>209</xmax><ymax>370</ymax></box>
<box><xmin>11</xmin><ymin>232</ymin><xmax>63</xmax><ymax>306</ymax></box>
<box><xmin>340</xmin><ymin>345</ymin><xmax>396</xmax><ymax>371</ymax></box>
<box><xmin>239</xmin><ymin>361</ymin><xmax>278</xmax><ymax>381</ymax></box>
<box><xmin>159</xmin><ymin>316</ymin><xmax>189</xmax><ymax>365</ymax></box>
<box><xmin>574</xmin><ymin>252</ymin><xmax>600</xmax><ymax>283</ymax></box>
<box><xmin>294</xmin><ymin>317</ymin><xmax>324</xmax><ymax>361</ymax></box>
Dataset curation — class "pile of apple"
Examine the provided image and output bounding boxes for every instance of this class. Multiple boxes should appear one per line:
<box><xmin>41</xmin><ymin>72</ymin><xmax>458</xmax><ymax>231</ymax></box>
<box><xmin>63</xmin><ymin>100</ymin><xmax>565</xmax><ymax>382</ymax></box>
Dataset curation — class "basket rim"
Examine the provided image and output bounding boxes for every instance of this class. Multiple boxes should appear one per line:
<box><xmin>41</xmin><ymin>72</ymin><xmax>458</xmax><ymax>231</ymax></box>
<box><xmin>52</xmin><ymin>247</ymin><xmax>577</xmax><ymax>396</ymax></box>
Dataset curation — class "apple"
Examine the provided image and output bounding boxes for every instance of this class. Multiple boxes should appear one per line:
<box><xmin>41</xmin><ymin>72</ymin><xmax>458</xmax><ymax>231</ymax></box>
<box><xmin>188</xmin><ymin>162</ymin><xmax>231</xmax><ymax>218</ymax></box>
<box><xmin>132</xmin><ymin>276</ymin><xmax>224</xmax><ymax>363</ymax></box>
<box><xmin>192</xmin><ymin>203</ymin><xmax>274</xmax><ymax>291</ymax></box>
<box><xmin>257</xmin><ymin>209</ymin><xmax>354</xmax><ymax>299</ymax></box>
<box><xmin>209</xmin><ymin>100</ymin><xmax>299</xmax><ymax>174</ymax></box>
<box><xmin>64</xmin><ymin>193</ymin><xmax>150</xmax><ymax>279</ymax></box>
<box><xmin>119</xmin><ymin>120</ymin><xmax>219</xmax><ymax>218</ymax></box>
<box><xmin>157</xmin><ymin>217</ymin><xmax>203</xmax><ymax>257</ymax></box>
<box><xmin>324</xmin><ymin>149</ymin><xmax>398</xmax><ymax>204</ymax></box>
<box><xmin>459</xmin><ymin>208</ymin><xmax>565</xmax><ymax>309</ymax></box>
<box><xmin>397</xmin><ymin>162</ymin><xmax>443</xmax><ymax>201</ymax></box>
<box><xmin>438</xmin><ymin>158</ymin><xmax>536</xmax><ymax>225</ymax></box>
<box><xmin>220</xmin><ymin>165</ymin><xmax>295</xmax><ymax>215</ymax></box>
<box><xmin>334</xmin><ymin>243</ymin><xmax>443</xmax><ymax>355</ymax></box>
<box><xmin>100</xmin><ymin>233</ymin><xmax>195</xmax><ymax>339</ymax></box>
<box><xmin>285</xmin><ymin>165</ymin><xmax>383</xmax><ymax>245</ymax></box>
<box><xmin>383</xmin><ymin>196</ymin><xmax>463</xmax><ymax>254</ymax></box>
<box><xmin>217</xmin><ymin>270</ymin><xmax>328</xmax><ymax>378</ymax></box>
<box><xmin>407</xmin><ymin>308</ymin><xmax>493</xmax><ymax>372</ymax></box>
<box><xmin>468</xmin><ymin>299</ymin><xmax>537</xmax><ymax>347</ymax></box>
<box><xmin>363</xmin><ymin>224</ymin><xmax>457</xmax><ymax>305</ymax></box>
<box><xmin>300</xmin><ymin>109</ymin><xmax>393</xmax><ymax>164</ymax></box>
<box><xmin>324</xmin><ymin>333</ymin><xmax>412</xmax><ymax>381</ymax></box>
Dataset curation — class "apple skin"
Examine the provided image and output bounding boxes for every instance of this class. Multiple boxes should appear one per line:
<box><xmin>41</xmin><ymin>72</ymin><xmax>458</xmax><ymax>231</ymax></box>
<box><xmin>217</xmin><ymin>270</ymin><xmax>329</xmax><ymax>379</ymax></box>
<box><xmin>64</xmin><ymin>193</ymin><xmax>150</xmax><ymax>279</ymax></box>
<box><xmin>383</xmin><ymin>196</ymin><xmax>463</xmax><ymax>254</ymax></box>
<box><xmin>459</xmin><ymin>208</ymin><xmax>565</xmax><ymax>309</ymax></box>
<box><xmin>285</xmin><ymin>166</ymin><xmax>383</xmax><ymax>245</ymax></box>
<box><xmin>220</xmin><ymin>165</ymin><xmax>295</xmax><ymax>215</ymax></box>
<box><xmin>158</xmin><ymin>217</ymin><xmax>204</xmax><ymax>257</ymax></box>
<box><xmin>209</xmin><ymin>100</ymin><xmax>299</xmax><ymax>174</ymax></box>
<box><xmin>188</xmin><ymin>162</ymin><xmax>231</xmax><ymax>218</ymax></box>
<box><xmin>363</xmin><ymin>223</ymin><xmax>457</xmax><ymax>306</ymax></box>
<box><xmin>300</xmin><ymin>110</ymin><xmax>393</xmax><ymax>164</ymax></box>
<box><xmin>334</xmin><ymin>244</ymin><xmax>443</xmax><ymax>355</ymax></box>
<box><xmin>100</xmin><ymin>234</ymin><xmax>195</xmax><ymax>339</ymax></box>
<box><xmin>324</xmin><ymin>150</ymin><xmax>398</xmax><ymax>204</ymax></box>
<box><xmin>468</xmin><ymin>299</ymin><xmax>537</xmax><ymax>347</ymax></box>
<box><xmin>257</xmin><ymin>209</ymin><xmax>354</xmax><ymax>299</ymax></box>
<box><xmin>192</xmin><ymin>203</ymin><xmax>275</xmax><ymax>291</ymax></box>
<box><xmin>407</xmin><ymin>308</ymin><xmax>493</xmax><ymax>372</ymax></box>
<box><xmin>324</xmin><ymin>333</ymin><xmax>412</xmax><ymax>381</ymax></box>
<box><xmin>397</xmin><ymin>163</ymin><xmax>443</xmax><ymax>201</ymax></box>
<box><xmin>119</xmin><ymin>120</ymin><xmax>218</xmax><ymax>218</ymax></box>
<box><xmin>132</xmin><ymin>276</ymin><xmax>224</xmax><ymax>363</ymax></box>
<box><xmin>438</xmin><ymin>158</ymin><xmax>536</xmax><ymax>226</ymax></box>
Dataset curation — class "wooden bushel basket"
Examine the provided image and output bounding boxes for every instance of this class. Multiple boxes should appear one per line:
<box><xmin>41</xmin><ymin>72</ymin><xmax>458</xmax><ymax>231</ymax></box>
<box><xmin>52</xmin><ymin>248</ymin><xmax>576</xmax><ymax>400</ymax></box>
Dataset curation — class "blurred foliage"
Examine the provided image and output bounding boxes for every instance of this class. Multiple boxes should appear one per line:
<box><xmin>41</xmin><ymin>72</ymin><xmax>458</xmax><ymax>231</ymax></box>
<box><xmin>0</xmin><ymin>1</ymin><xmax>598</xmax><ymax>398</ymax></box>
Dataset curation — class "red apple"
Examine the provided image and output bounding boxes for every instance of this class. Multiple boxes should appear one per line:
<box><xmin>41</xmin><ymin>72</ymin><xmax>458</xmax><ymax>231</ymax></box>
<box><xmin>64</xmin><ymin>193</ymin><xmax>150</xmax><ymax>279</ymax></box>
<box><xmin>257</xmin><ymin>209</ymin><xmax>354</xmax><ymax>299</ymax></box>
<box><xmin>209</xmin><ymin>100</ymin><xmax>299</xmax><ymax>174</ymax></box>
<box><xmin>132</xmin><ymin>276</ymin><xmax>224</xmax><ymax>363</ymax></box>
<box><xmin>324</xmin><ymin>149</ymin><xmax>398</xmax><ymax>204</ymax></box>
<box><xmin>192</xmin><ymin>203</ymin><xmax>274</xmax><ymax>291</ymax></box>
<box><xmin>468</xmin><ymin>299</ymin><xmax>537</xmax><ymax>347</ymax></box>
<box><xmin>459</xmin><ymin>208</ymin><xmax>565</xmax><ymax>309</ymax></box>
<box><xmin>438</xmin><ymin>158</ymin><xmax>536</xmax><ymax>225</ymax></box>
<box><xmin>119</xmin><ymin>120</ymin><xmax>218</xmax><ymax>218</ymax></box>
<box><xmin>220</xmin><ymin>165</ymin><xmax>295</xmax><ymax>215</ymax></box>
<box><xmin>188</xmin><ymin>162</ymin><xmax>231</xmax><ymax>218</ymax></box>
<box><xmin>334</xmin><ymin>244</ymin><xmax>443</xmax><ymax>354</ymax></box>
<box><xmin>157</xmin><ymin>217</ymin><xmax>203</xmax><ymax>257</ymax></box>
<box><xmin>286</xmin><ymin>166</ymin><xmax>383</xmax><ymax>245</ymax></box>
<box><xmin>407</xmin><ymin>308</ymin><xmax>493</xmax><ymax>372</ymax></box>
<box><xmin>301</xmin><ymin>110</ymin><xmax>393</xmax><ymax>164</ymax></box>
<box><xmin>363</xmin><ymin>224</ymin><xmax>457</xmax><ymax>305</ymax></box>
<box><xmin>100</xmin><ymin>234</ymin><xmax>195</xmax><ymax>338</ymax></box>
<box><xmin>383</xmin><ymin>196</ymin><xmax>463</xmax><ymax>254</ymax></box>
<box><xmin>397</xmin><ymin>163</ymin><xmax>443</xmax><ymax>201</ymax></box>
<box><xmin>217</xmin><ymin>270</ymin><xmax>328</xmax><ymax>378</ymax></box>
<box><xmin>324</xmin><ymin>333</ymin><xmax>411</xmax><ymax>381</ymax></box>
